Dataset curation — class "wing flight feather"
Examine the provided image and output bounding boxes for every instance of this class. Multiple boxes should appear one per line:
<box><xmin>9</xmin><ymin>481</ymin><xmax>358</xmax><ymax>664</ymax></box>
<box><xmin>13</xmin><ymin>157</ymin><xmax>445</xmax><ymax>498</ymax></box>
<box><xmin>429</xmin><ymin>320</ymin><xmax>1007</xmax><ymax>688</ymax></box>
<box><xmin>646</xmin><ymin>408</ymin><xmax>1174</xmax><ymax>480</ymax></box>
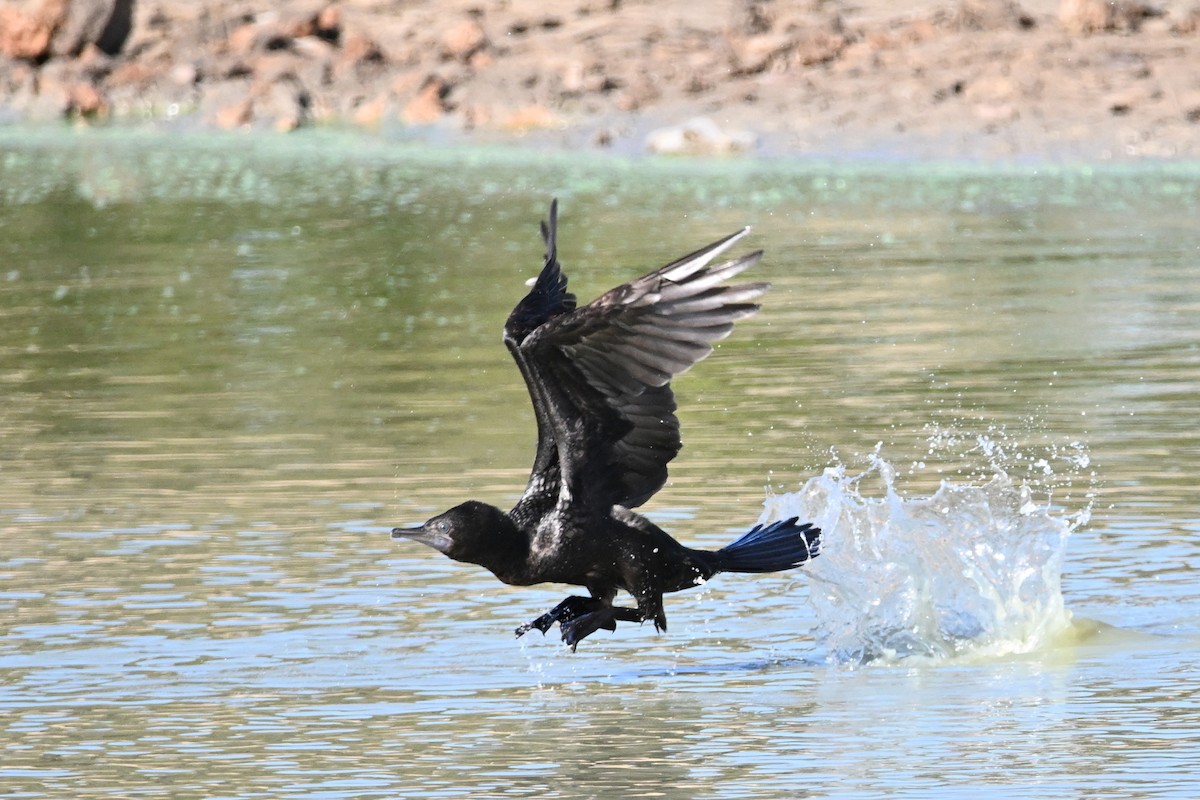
<box><xmin>504</xmin><ymin>201</ymin><xmax>768</xmax><ymax>518</ymax></box>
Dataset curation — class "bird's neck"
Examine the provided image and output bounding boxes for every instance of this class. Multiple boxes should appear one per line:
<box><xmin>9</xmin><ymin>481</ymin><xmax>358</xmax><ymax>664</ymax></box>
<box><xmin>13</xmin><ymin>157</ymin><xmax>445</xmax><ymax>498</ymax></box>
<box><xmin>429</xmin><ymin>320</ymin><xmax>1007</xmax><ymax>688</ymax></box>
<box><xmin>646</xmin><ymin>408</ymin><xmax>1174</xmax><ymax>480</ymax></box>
<box><xmin>474</xmin><ymin>511</ymin><xmax>534</xmax><ymax>586</ymax></box>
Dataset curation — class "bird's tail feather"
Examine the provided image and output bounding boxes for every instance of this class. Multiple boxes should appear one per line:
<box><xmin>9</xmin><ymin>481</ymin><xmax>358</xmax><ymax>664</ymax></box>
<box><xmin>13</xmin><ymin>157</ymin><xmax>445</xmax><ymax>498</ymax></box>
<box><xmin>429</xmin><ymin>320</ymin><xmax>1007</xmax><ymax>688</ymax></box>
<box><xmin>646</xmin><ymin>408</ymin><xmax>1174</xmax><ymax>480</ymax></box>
<box><xmin>713</xmin><ymin>517</ymin><xmax>821</xmax><ymax>574</ymax></box>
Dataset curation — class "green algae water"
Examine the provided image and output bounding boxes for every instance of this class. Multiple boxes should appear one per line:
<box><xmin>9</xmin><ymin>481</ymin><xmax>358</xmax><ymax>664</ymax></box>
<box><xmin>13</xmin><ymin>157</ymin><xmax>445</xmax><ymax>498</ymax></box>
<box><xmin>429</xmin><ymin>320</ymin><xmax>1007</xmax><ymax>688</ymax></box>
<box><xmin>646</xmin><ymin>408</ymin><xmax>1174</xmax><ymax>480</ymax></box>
<box><xmin>2</xmin><ymin>130</ymin><xmax>1200</xmax><ymax>798</ymax></box>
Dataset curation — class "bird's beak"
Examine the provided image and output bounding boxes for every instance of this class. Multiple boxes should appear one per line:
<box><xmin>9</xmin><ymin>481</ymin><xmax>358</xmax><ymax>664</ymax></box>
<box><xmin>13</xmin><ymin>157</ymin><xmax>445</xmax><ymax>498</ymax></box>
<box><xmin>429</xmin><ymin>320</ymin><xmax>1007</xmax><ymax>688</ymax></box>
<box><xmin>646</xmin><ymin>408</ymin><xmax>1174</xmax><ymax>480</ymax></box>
<box><xmin>391</xmin><ymin>525</ymin><xmax>423</xmax><ymax>540</ymax></box>
<box><xmin>391</xmin><ymin>525</ymin><xmax>452</xmax><ymax>554</ymax></box>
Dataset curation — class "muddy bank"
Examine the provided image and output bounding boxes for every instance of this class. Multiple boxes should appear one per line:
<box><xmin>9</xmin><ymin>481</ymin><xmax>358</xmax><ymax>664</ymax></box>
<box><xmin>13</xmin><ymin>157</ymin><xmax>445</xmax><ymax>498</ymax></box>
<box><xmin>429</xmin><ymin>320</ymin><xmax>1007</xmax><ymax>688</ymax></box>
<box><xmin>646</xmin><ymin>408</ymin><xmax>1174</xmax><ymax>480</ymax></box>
<box><xmin>2</xmin><ymin>0</ymin><xmax>1199</xmax><ymax>160</ymax></box>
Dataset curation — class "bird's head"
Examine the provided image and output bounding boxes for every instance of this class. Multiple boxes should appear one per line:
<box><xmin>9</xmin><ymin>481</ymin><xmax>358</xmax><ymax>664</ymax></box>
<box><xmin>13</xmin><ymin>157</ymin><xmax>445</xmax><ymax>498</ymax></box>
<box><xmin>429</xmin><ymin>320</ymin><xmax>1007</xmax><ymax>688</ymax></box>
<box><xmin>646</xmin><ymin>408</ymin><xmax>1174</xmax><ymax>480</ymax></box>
<box><xmin>391</xmin><ymin>501</ymin><xmax>515</xmax><ymax>566</ymax></box>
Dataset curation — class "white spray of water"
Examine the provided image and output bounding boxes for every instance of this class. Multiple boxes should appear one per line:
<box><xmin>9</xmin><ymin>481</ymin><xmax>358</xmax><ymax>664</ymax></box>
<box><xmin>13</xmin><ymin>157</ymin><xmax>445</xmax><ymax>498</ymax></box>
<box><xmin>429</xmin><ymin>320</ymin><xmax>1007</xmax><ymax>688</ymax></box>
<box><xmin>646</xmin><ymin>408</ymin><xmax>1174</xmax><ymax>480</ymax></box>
<box><xmin>763</xmin><ymin>434</ymin><xmax>1094</xmax><ymax>665</ymax></box>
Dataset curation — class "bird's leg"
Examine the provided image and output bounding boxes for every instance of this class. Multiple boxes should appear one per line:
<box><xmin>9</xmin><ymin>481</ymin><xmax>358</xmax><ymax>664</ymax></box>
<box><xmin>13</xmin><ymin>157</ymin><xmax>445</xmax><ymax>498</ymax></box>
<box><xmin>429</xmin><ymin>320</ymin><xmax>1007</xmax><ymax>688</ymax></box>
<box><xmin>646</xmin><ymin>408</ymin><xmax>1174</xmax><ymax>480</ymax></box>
<box><xmin>560</xmin><ymin>605</ymin><xmax>645</xmax><ymax>651</ymax></box>
<box><xmin>515</xmin><ymin>595</ymin><xmax>644</xmax><ymax>648</ymax></box>
<box><xmin>614</xmin><ymin>607</ymin><xmax>644</xmax><ymax>623</ymax></box>
<box><xmin>515</xmin><ymin>595</ymin><xmax>601</xmax><ymax>637</ymax></box>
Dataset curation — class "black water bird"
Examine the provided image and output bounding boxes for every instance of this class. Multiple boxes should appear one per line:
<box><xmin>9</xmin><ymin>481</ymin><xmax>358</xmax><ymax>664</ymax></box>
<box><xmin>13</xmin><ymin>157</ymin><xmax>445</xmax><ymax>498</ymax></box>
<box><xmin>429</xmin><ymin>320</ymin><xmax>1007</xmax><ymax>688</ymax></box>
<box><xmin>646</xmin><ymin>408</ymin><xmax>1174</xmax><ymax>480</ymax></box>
<box><xmin>392</xmin><ymin>200</ymin><xmax>821</xmax><ymax>649</ymax></box>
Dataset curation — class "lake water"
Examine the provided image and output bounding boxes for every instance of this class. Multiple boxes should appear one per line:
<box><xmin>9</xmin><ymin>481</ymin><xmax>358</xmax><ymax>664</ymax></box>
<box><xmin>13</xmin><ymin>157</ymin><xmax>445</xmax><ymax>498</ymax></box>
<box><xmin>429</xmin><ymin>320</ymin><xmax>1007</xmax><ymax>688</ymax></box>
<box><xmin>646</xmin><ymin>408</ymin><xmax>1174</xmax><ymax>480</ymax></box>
<box><xmin>2</xmin><ymin>131</ymin><xmax>1199</xmax><ymax>798</ymax></box>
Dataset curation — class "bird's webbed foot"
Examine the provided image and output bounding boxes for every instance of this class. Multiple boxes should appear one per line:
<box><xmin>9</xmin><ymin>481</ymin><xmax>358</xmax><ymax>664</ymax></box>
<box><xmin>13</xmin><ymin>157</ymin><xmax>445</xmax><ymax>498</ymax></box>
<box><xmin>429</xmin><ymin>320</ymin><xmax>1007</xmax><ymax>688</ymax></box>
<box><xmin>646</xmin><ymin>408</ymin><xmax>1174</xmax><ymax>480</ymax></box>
<box><xmin>515</xmin><ymin>595</ymin><xmax>596</xmax><ymax>637</ymax></box>
<box><xmin>559</xmin><ymin>606</ymin><xmax>644</xmax><ymax>651</ymax></box>
<box><xmin>515</xmin><ymin>595</ymin><xmax>643</xmax><ymax>650</ymax></box>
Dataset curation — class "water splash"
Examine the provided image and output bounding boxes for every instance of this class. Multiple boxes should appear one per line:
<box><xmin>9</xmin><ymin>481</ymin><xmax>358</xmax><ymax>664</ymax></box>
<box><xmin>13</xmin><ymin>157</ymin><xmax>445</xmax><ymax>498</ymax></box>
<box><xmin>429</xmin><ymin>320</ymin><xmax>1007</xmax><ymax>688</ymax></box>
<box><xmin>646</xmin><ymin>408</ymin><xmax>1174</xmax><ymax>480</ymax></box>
<box><xmin>764</xmin><ymin>434</ymin><xmax>1093</xmax><ymax>665</ymax></box>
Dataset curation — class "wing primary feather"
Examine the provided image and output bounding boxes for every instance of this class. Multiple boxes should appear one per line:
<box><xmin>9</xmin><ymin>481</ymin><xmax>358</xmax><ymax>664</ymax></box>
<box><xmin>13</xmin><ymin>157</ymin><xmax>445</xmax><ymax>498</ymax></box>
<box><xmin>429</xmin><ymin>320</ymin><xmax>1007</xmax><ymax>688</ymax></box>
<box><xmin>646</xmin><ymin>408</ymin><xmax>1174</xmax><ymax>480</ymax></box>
<box><xmin>655</xmin><ymin>252</ymin><xmax>763</xmax><ymax>297</ymax></box>
<box><xmin>663</xmin><ymin>289</ymin><xmax>766</xmax><ymax>315</ymax></box>
<box><xmin>655</xmin><ymin>228</ymin><xmax>752</xmax><ymax>283</ymax></box>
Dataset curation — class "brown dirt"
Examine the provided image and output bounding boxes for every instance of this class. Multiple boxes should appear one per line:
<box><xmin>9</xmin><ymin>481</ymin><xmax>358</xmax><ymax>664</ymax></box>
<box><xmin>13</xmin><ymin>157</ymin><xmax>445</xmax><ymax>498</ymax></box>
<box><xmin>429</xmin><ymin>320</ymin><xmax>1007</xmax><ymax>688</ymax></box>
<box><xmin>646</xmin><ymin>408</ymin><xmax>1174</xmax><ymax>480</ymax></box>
<box><xmin>2</xmin><ymin>0</ymin><xmax>1199</xmax><ymax>160</ymax></box>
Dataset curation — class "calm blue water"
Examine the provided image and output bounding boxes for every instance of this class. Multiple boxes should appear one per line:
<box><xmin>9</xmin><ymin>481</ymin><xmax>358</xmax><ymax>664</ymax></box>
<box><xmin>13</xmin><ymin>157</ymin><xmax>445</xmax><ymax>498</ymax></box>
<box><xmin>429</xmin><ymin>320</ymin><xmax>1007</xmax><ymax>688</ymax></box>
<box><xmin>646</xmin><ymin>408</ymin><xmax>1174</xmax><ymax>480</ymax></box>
<box><xmin>2</xmin><ymin>130</ymin><xmax>1199</xmax><ymax>798</ymax></box>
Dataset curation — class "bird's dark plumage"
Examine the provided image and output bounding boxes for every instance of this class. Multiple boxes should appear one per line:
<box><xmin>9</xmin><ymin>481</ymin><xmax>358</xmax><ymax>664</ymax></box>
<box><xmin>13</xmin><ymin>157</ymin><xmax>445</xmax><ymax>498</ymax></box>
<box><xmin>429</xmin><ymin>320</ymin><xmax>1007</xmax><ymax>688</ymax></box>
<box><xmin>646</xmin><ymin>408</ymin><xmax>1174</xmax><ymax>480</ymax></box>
<box><xmin>392</xmin><ymin>200</ymin><xmax>821</xmax><ymax>649</ymax></box>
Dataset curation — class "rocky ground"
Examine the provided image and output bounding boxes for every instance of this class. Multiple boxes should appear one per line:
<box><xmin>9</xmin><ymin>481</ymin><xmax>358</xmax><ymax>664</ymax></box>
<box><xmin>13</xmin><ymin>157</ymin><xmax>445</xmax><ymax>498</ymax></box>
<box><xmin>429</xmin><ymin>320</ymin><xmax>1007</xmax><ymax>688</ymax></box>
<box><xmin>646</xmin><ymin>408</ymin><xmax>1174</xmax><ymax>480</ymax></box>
<box><xmin>2</xmin><ymin>0</ymin><xmax>1199</xmax><ymax>160</ymax></box>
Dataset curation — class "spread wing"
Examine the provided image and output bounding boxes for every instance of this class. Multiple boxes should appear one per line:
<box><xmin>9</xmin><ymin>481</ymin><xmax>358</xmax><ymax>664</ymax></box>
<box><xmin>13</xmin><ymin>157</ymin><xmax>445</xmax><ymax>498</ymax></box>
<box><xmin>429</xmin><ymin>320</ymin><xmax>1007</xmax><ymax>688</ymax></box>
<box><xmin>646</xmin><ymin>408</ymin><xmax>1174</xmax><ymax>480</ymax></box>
<box><xmin>505</xmin><ymin>200</ymin><xmax>768</xmax><ymax>520</ymax></box>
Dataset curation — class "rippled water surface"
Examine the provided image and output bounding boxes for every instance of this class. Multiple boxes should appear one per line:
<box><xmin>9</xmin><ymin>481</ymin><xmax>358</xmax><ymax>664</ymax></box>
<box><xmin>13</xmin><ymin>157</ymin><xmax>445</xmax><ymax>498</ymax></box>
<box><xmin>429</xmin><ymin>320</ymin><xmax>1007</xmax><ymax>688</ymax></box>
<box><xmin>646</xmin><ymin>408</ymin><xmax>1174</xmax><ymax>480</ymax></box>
<box><xmin>2</xmin><ymin>131</ymin><xmax>1199</xmax><ymax>798</ymax></box>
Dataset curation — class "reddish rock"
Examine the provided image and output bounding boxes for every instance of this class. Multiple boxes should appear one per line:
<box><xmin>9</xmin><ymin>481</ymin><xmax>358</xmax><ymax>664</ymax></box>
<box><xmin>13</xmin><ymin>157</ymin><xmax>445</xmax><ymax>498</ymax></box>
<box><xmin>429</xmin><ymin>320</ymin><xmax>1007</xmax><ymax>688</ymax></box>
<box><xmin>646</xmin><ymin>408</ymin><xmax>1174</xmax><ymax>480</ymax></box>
<box><xmin>402</xmin><ymin>76</ymin><xmax>449</xmax><ymax>124</ymax></box>
<box><xmin>441</xmin><ymin>18</ymin><xmax>488</xmax><ymax>63</ymax></box>
<box><xmin>342</xmin><ymin>31</ymin><xmax>383</xmax><ymax>63</ymax></box>
<box><xmin>390</xmin><ymin>71</ymin><xmax>426</xmax><ymax>97</ymax></box>
<box><xmin>351</xmin><ymin>93</ymin><xmax>388</xmax><ymax>126</ymax></box>
<box><xmin>253</xmin><ymin>51</ymin><xmax>303</xmax><ymax>84</ymax></box>
<box><xmin>107</xmin><ymin>59</ymin><xmax>155</xmax><ymax>88</ymax></box>
<box><xmin>501</xmin><ymin>104</ymin><xmax>557</xmax><ymax>131</ymax></box>
<box><xmin>730</xmin><ymin>34</ymin><xmax>793</xmax><ymax>75</ymax></box>
<box><xmin>278</xmin><ymin>4</ymin><xmax>341</xmax><ymax>43</ymax></box>
<box><xmin>336</xmin><ymin>30</ymin><xmax>386</xmax><ymax>79</ymax></box>
<box><xmin>66</xmin><ymin>80</ymin><xmax>107</xmax><ymax>117</ymax></box>
<box><xmin>316</xmin><ymin>5</ymin><xmax>342</xmax><ymax>41</ymax></box>
<box><xmin>215</xmin><ymin>96</ymin><xmax>253</xmax><ymax>129</ymax></box>
<box><xmin>794</xmin><ymin>31</ymin><xmax>848</xmax><ymax>67</ymax></box>
<box><xmin>900</xmin><ymin>18</ymin><xmax>940</xmax><ymax>43</ymax></box>
<box><xmin>1058</xmin><ymin>0</ymin><xmax>1113</xmax><ymax>33</ymax></box>
<box><xmin>467</xmin><ymin>48</ymin><xmax>493</xmax><ymax>70</ymax></box>
<box><xmin>0</xmin><ymin>0</ymin><xmax>64</xmax><ymax>61</ymax></box>
<box><xmin>226</xmin><ymin>22</ymin><xmax>264</xmax><ymax>56</ymax></box>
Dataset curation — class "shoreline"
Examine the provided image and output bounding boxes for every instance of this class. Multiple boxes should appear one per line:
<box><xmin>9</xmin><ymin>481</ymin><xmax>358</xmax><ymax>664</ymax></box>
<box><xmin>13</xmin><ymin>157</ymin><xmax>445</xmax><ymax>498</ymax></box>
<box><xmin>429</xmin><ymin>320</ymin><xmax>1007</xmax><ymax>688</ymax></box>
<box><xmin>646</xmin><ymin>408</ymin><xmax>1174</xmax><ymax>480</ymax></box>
<box><xmin>2</xmin><ymin>0</ymin><xmax>1199</xmax><ymax>163</ymax></box>
<box><xmin>6</xmin><ymin>124</ymin><xmax>1200</xmax><ymax>181</ymax></box>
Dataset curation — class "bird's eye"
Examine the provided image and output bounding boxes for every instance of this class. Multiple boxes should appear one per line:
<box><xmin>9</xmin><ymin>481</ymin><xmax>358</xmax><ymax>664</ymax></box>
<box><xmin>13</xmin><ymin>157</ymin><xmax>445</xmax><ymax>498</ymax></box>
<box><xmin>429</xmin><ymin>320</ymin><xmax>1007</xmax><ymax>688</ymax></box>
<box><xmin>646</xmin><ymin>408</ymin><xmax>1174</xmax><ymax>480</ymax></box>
<box><xmin>434</xmin><ymin>520</ymin><xmax>450</xmax><ymax>533</ymax></box>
